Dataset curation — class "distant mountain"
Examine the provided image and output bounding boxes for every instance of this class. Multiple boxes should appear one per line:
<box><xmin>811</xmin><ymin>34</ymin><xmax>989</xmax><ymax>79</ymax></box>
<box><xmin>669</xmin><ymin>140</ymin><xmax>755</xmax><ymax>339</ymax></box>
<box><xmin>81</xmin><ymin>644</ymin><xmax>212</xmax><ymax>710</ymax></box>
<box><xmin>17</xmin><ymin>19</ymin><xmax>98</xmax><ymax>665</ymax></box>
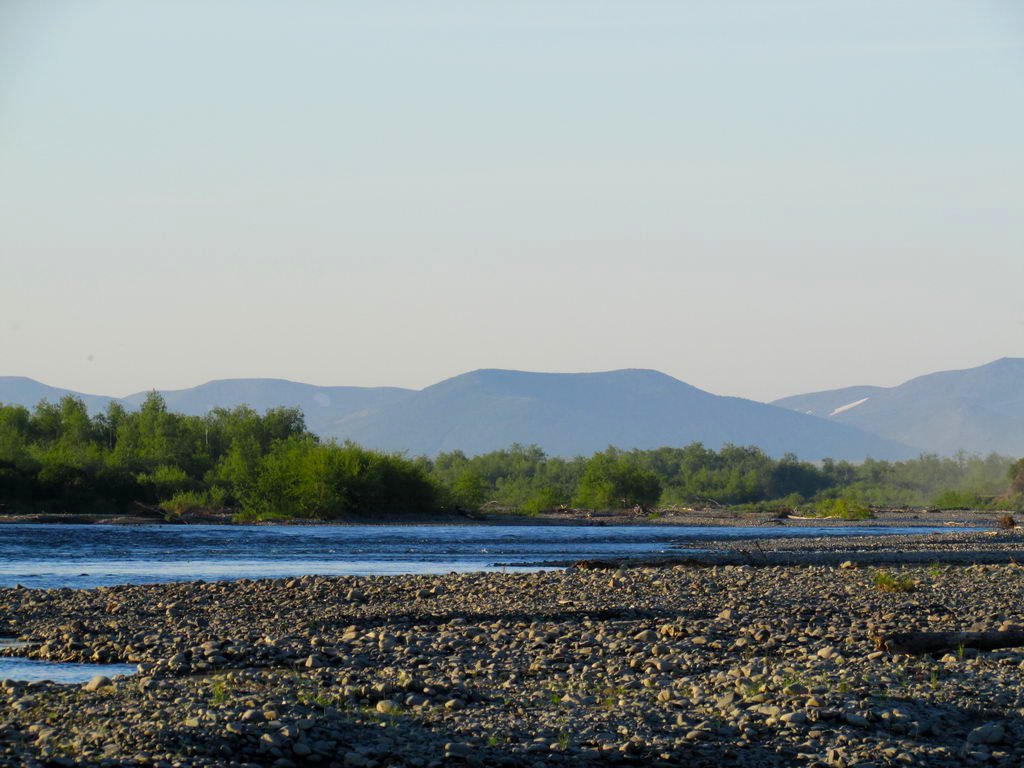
<box><xmin>0</xmin><ymin>376</ymin><xmax>114</xmax><ymax>413</ymax></box>
<box><xmin>773</xmin><ymin>357</ymin><xmax>1024</xmax><ymax>456</ymax></box>
<box><xmin>0</xmin><ymin>376</ymin><xmax>412</xmax><ymax>437</ymax></box>
<box><xmin>329</xmin><ymin>369</ymin><xmax>916</xmax><ymax>460</ymax></box>
<box><xmin>0</xmin><ymin>369</ymin><xmax>914</xmax><ymax>461</ymax></box>
<box><xmin>120</xmin><ymin>379</ymin><xmax>413</xmax><ymax>436</ymax></box>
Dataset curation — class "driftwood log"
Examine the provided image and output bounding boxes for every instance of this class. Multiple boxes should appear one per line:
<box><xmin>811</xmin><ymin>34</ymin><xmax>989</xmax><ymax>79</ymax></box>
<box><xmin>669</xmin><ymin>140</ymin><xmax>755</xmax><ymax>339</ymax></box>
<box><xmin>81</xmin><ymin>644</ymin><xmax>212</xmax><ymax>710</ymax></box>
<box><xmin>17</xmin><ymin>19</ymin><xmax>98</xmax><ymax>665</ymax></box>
<box><xmin>876</xmin><ymin>630</ymin><xmax>1024</xmax><ymax>655</ymax></box>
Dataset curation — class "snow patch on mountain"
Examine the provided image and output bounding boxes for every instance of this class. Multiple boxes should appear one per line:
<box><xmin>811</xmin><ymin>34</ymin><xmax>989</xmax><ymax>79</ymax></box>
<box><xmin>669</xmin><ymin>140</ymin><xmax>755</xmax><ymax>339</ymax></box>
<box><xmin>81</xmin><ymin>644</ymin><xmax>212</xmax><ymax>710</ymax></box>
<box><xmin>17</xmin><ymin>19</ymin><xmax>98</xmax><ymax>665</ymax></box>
<box><xmin>829</xmin><ymin>397</ymin><xmax>870</xmax><ymax>418</ymax></box>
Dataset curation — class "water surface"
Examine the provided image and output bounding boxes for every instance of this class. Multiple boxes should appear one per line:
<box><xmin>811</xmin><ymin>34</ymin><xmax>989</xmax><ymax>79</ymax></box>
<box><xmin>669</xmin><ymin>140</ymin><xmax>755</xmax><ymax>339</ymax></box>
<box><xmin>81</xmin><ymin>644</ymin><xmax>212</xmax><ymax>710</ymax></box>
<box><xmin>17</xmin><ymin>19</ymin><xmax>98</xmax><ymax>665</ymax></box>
<box><xmin>0</xmin><ymin>523</ymin><xmax>966</xmax><ymax>590</ymax></box>
<box><xmin>0</xmin><ymin>657</ymin><xmax>136</xmax><ymax>684</ymax></box>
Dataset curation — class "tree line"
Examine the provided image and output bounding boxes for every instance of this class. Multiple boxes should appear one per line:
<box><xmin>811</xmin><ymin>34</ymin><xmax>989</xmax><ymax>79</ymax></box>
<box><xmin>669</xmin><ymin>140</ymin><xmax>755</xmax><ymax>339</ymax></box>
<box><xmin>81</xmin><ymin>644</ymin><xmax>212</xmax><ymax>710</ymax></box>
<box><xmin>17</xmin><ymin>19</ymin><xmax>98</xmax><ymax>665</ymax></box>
<box><xmin>0</xmin><ymin>394</ymin><xmax>1021</xmax><ymax>520</ymax></box>
<box><xmin>0</xmin><ymin>394</ymin><xmax>437</xmax><ymax>520</ymax></box>
<box><xmin>427</xmin><ymin>443</ymin><xmax>1024</xmax><ymax>514</ymax></box>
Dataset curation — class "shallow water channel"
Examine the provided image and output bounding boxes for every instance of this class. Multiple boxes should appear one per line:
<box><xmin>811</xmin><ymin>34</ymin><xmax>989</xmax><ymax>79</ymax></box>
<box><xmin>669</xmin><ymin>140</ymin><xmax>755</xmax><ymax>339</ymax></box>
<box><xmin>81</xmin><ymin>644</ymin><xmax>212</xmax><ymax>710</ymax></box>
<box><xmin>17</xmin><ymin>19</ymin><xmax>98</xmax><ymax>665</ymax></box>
<box><xmin>0</xmin><ymin>639</ymin><xmax>136</xmax><ymax>683</ymax></box>
<box><xmin>1</xmin><ymin>522</ymin><xmax>977</xmax><ymax>590</ymax></box>
<box><xmin>0</xmin><ymin>657</ymin><xmax>137</xmax><ymax>684</ymax></box>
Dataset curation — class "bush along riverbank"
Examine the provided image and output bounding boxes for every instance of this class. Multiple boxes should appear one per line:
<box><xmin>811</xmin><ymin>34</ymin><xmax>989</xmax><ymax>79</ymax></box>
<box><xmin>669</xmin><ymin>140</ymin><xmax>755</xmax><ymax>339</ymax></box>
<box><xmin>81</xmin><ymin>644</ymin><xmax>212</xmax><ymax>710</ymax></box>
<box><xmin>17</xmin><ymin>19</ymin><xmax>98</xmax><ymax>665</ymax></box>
<box><xmin>4</xmin><ymin>532</ymin><xmax>1024</xmax><ymax>766</ymax></box>
<box><xmin>1</xmin><ymin>393</ymin><xmax>1022</xmax><ymax>522</ymax></box>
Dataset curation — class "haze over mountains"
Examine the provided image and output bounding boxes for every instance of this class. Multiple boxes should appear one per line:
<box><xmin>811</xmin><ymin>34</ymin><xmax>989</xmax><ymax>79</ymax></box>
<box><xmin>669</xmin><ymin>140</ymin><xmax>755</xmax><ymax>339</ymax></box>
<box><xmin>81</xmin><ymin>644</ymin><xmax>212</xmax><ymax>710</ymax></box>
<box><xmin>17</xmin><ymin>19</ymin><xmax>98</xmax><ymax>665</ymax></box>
<box><xmin>2</xmin><ymin>357</ymin><xmax>1021</xmax><ymax>460</ymax></box>
<box><xmin>1</xmin><ymin>371</ymin><xmax>909</xmax><ymax>461</ymax></box>
<box><xmin>328</xmin><ymin>369</ymin><xmax>912</xmax><ymax>460</ymax></box>
<box><xmin>773</xmin><ymin>357</ymin><xmax>1024</xmax><ymax>457</ymax></box>
<box><xmin>0</xmin><ymin>376</ymin><xmax>412</xmax><ymax>439</ymax></box>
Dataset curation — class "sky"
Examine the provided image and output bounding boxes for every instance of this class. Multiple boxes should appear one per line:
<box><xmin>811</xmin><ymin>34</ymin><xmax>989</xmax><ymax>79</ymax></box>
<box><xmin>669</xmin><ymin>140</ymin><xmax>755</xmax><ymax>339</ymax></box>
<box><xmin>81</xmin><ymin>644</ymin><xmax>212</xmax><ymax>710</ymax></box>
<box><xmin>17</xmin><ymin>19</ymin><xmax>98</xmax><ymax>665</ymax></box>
<box><xmin>1</xmin><ymin>1</ymin><xmax>1022</xmax><ymax>402</ymax></box>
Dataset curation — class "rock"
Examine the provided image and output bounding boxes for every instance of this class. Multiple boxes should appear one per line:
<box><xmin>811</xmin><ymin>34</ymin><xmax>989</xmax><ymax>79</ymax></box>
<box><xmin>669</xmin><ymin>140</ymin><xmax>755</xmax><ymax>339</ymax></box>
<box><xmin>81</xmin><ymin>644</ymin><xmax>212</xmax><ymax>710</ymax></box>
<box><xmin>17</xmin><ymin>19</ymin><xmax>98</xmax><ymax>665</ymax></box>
<box><xmin>83</xmin><ymin>675</ymin><xmax>112</xmax><ymax>691</ymax></box>
<box><xmin>343</xmin><ymin>753</ymin><xmax>376</xmax><ymax>768</ymax></box>
<box><xmin>966</xmin><ymin>723</ymin><xmax>1004</xmax><ymax>745</ymax></box>
<box><xmin>844</xmin><ymin>712</ymin><xmax>869</xmax><ymax>728</ymax></box>
<box><xmin>445</xmin><ymin>743</ymin><xmax>474</xmax><ymax>759</ymax></box>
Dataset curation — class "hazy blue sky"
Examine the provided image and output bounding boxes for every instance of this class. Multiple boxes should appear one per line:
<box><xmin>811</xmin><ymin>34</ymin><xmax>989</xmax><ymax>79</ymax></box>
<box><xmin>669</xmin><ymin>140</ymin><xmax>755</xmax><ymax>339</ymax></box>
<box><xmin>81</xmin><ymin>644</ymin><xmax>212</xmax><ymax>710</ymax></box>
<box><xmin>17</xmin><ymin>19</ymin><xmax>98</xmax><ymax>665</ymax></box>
<box><xmin>1</xmin><ymin>1</ymin><xmax>1022</xmax><ymax>401</ymax></box>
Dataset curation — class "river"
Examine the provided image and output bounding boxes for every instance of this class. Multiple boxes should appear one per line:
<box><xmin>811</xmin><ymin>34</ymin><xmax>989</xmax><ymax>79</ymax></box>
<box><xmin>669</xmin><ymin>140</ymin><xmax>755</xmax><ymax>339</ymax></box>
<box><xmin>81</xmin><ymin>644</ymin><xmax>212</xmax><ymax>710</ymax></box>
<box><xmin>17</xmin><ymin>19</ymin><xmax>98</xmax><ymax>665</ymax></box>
<box><xmin>0</xmin><ymin>522</ymin><xmax>969</xmax><ymax>590</ymax></box>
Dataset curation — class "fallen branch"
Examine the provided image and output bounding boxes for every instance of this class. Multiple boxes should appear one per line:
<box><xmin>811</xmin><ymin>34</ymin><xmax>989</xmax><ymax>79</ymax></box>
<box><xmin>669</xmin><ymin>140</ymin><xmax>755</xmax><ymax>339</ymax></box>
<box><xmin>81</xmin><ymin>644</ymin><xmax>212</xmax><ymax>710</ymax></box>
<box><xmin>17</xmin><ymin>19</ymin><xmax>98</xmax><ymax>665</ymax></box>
<box><xmin>876</xmin><ymin>630</ymin><xmax>1024</xmax><ymax>655</ymax></box>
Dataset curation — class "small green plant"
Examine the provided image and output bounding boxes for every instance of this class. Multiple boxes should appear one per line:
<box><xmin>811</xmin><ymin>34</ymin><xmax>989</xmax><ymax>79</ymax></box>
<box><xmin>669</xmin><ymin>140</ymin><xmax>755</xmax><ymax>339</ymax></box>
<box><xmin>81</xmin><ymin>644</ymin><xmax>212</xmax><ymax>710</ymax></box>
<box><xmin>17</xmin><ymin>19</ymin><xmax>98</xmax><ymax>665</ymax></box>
<box><xmin>209</xmin><ymin>678</ymin><xmax>229</xmax><ymax>705</ymax></box>
<box><xmin>486</xmin><ymin>733</ymin><xmax>501</xmax><ymax>748</ymax></box>
<box><xmin>872</xmin><ymin>569</ymin><xmax>916</xmax><ymax>593</ymax></box>
<box><xmin>778</xmin><ymin>673</ymin><xmax>804</xmax><ymax>689</ymax></box>
<box><xmin>556</xmin><ymin>732</ymin><xmax>571</xmax><ymax>750</ymax></box>
<box><xmin>599</xmin><ymin>685</ymin><xmax>624</xmax><ymax>710</ymax></box>
<box><xmin>741</xmin><ymin>681</ymin><xmax>762</xmax><ymax>699</ymax></box>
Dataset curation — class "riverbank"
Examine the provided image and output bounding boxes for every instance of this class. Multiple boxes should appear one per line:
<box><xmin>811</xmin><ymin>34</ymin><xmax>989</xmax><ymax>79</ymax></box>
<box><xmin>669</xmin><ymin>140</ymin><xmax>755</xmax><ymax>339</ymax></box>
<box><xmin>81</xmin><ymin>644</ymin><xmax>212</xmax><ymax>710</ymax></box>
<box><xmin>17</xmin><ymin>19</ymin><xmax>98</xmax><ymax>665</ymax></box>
<box><xmin>3</xmin><ymin>532</ymin><xmax>1024</xmax><ymax>766</ymax></box>
<box><xmin>0</xmin><ymin>507</ymin><xmax>1013</xmax><ymax>528</ymax></box>
<box><xmin>551</xmin><ymin>528</ymin><xmax>1024</xmax><ymax>568</ymax></box>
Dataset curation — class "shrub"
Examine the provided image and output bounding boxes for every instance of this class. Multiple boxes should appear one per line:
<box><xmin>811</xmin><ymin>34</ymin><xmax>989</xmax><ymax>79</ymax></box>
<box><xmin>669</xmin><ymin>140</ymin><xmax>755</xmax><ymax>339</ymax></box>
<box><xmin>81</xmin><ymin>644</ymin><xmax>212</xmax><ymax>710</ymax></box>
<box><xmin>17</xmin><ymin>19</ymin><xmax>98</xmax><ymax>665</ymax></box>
<box><xmin>449</xmin><ymin>470</ymin><xmax>487</xmax><ymax>509</ymax></box>
<box><xmin>813</xmin><ymin>497</ymin><xmax>874</xmax><ymax>520</ymax></box>
<box><xmin>931</xmin><ymin>489</ymin><xmax>984</xmax><ymax>510</ymax></box>
<box><xmin>227</xmin><ymin>438</ymin><xmax>440</xmax><ymax>520</ymax></box>
<box><xmin>1002</xmin><ymin>494</ymin><xmax>1024</xmax><ymax>513</ymax></box>
<box><xmin>159</xmin><ymin>488</ymin><xmax>227</xmax><ymax>515</ymax></box>
<box><xmin>520</xmin><ymin>486</ymin><xmax>563</xmax><ymax>516</ymax></box>
<box><xmin>997</xmin><ymin>513</ymin><xmax>1017</xmax><ymax>529</ymax></box>
<box><xmin>872</xmin><ymin>569</ymin><xmax>916</xmax><ymax>593</ymax></box>
<box><xmin>136</xmin><ymin>464</ymin><xmax>193</xmax><ymax>501</ymax></box>
<box><xmin>574</xmin><ymin>452</ymin><xmax>662</xmax><ymax>510</ymax></box>
<box><xmin>1010</xmin><ymin>459</ymin><xmax>1024</xmax><ymax>494</ymax></box>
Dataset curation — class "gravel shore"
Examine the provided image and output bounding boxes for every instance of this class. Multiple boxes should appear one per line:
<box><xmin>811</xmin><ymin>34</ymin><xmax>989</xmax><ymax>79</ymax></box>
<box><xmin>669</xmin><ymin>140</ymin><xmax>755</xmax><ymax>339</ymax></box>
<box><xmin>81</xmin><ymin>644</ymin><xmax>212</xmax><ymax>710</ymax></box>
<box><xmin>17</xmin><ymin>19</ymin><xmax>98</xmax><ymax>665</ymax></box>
<box><xmin>0</xmin><ymin>507</ymin><xmax>1010</xmax><ymax>529</ymax></box>
<box><xmin>3</xmin><ymin>531</ymin><xmax>1024</xmax><ymax>767</ymax></box>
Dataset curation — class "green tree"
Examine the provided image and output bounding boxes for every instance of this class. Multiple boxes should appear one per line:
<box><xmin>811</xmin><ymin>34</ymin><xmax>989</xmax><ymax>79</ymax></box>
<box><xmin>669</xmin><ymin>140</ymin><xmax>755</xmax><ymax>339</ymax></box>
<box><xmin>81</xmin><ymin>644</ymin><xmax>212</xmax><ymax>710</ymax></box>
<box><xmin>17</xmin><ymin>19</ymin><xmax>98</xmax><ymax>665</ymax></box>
<box><xmin>574</xmin><ymin>450</ymin><xmax>662</xmax><ymax>509</ymax></box>
<box><xmin>211</xmin><ymin>435</ymin><xmax>264</xmax><ymax>509</ymax></box>
<box><xmin>136</xmin><ymin>465</ymin><xmax>193</xmax><ymax>499</ymax></box>
<box><xmin>450</xmin><ymin>469</ymin><xmax>487</xmax><ymax>508</ymax></box>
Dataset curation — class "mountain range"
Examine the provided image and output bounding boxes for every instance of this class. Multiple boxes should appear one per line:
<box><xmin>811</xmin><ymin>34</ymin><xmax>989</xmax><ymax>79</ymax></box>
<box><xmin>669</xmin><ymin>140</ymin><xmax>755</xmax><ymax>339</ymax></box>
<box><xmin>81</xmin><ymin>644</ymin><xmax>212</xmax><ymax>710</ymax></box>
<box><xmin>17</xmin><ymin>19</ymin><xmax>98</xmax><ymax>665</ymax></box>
<box><xmin>772</xmin><ymin>357</ymin><xmax>1024</xmax><ymax>457</ymax></box>
<box><xmin>328</xmin><ymin>369</ymin><xmax>912</xmax><ymax>460</ymax></box>
<box><xmin>0</xmin><ymin>376</ymin><xmax>412</xmax><ymax>439</ymax></box>
<box><xmin>2</xmin><ymin>357</ymin><xmax>1022</xmax><ymax>459</ymax></box>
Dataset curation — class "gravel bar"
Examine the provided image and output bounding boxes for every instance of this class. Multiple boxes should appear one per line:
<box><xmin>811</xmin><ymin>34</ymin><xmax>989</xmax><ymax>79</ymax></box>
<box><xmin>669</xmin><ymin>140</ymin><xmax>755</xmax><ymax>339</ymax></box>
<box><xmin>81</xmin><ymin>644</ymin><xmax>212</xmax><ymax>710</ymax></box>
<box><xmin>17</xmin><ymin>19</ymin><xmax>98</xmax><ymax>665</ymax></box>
<box><xmin>2</xmin><ymin>531</ymin><xmax>1024</xmax><ymax>767</ymax></box>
